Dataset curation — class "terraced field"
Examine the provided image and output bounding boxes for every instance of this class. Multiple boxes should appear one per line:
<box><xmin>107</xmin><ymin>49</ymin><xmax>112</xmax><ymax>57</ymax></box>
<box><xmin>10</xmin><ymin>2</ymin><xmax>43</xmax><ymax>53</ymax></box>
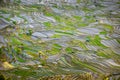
<box><xmin>0</xmin><ymin>0</ymin><xmax>120</xmax><ymax>80</ymax></box>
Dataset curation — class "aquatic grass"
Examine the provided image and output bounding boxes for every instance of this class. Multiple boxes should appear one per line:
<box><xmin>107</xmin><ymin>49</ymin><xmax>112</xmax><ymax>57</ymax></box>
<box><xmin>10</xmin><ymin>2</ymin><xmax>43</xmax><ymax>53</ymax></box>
<box><xmin>0</xmin><ymin>15</ymin><xmax>4</xmax><ymax>18</ymax></box>
<box><xmin>44</xmin><ymin>12</ymin><xmax>53</xmax><ymax>17</ymax></box>
<box><xmin>11</xmin><ymin>69</ymin><xmax>37</xmax><ymax>78</ymax></box>
<box><xmin>72</xmin><ymin>58</ymin><xmax>98</xmax><ymax>73</ymax></box>
<box><xmin>10</xmin><ymin>37</ymin><xmax>23</xmax><ymax>45</ymax></box>
<box><xmin>89</xmin><ymin>35</ymin><xmax>107</xmax><ymax>47</ymax></box>
<box><xmin>60</xmin><ymin>57</ymin><xmax>72</xmax><ymax>67</ymax></box>
<box><xmin>24</xmin><ymin>46</ymin><xmax>38</xmax><ymax>52</ymax></box>
<box><xmin>51</xmin><ymin>34</ymin><xmax>62</xmax><ymax>38</ymax></box>
<box><xmin>86</xmin><ymin>18</ymin><xmax>96</xmax><ymax>23</ymax></box>
<box><xmin>43</xmin><ymin>22</ymin><xmax>57</xmax><ymax>30</ymax></box>
<box><xmin>77</xmin><ymin>23</ymin><xmax>88</xmax><ymax>27</ymax></box>
<box><xmin>82</xmin><ymin>7</ymin><xmax>91</xmax><ymax>12</ymax></box>
<box><xmin>0</xmin><ymin>10</ymin><xmax>8</xmax><ymax>14</ymax></box>
<box><xmin>39</xmin><ymin>73</ymin><xmax>94</xmax><ymax>80</ymax></box>
<box><xmin>77</xmin><ymin>0</ymin><xmax>81</xmax><ymax>3</ymax></box>
<box><xmin>24</xmin><ymin>50</ymin><xmax>38</xmax><ymax>58</ymax></box>
<box><xmin>17</xmin><ymin>57</ymin><xmax>26</xmax><ymax>62</ymax></box>
<box><xmin>47</xmin><ymin>47</ymin><xmax>60</xmax><ymax>55</ymax></box>
<box><xmin>43</xmin><ymin>22</ymin><xmax>52</xmax><ymax>27</ymax></box>
<box><xmin>117</xmin><ymin>39</ymin><xmax>120</xmax><ymax>44</ymax></box>
<box><xmin>65</xmin><ymin>47</ymin><xmax>74</xmax><ymax>54</ymax></box>
<box><xmin>55</xmin><ymin>30</ymin><xmax>74</xmax><ymax>35</ymax></box>
<box><xmin>60</xmin><ymin>25</ymin><xmax>76</xmax><ymax>31</ymax></box>
<box><xmin>97</xmin><ymin>48</ymin><xmax>120</xmax><ymax>64</ymax></box>
<box><xmin>10</xmin><ymin>37</ymin><xmax>32</xmax><ymax>47</ymax></box>
<box><xmin>73</xmin><ymin>16</ymin><xmax>82</xmax><ymax>20</ymax></box>
<box><xmin>52</xmin><ymin>4</ymin><xmax>58</xmax><ymax>8</ymax></box>
<box><xmin>54</xmin><ymin>15</ymin><xmax>61</xmax><ymax>22</ymax></box>
<box><xmin>53</xmin><ymin>44</ymin><xmax>62</xmax><ymax>49</ymax></box>
<box><xmin>67</xmin><ymin>39</ymin><xmax>87</xmax><ymax>50</ymax></box>
<box><xmin>101</xmin><ymin>24</ymin><xmax>113</xmax><ymax>31</ymax></box>
<box><xmin>62</xmin><ymin>5</ymin><xmax>75</xmax><ymax>10</ymax></box>
<box><xmin>97</xmin><ymin>50</ymin><xmax>110</xmax><ymax>58</ymax></box>
<box><xmin>18</xmin><ymin>33</ymin><xmax>31</xmax><ymax>40</ymax></box>
<box><xmin>100</xmin><ymin>31</ymin><xmax>107</xmax><ymax>35</ymax></box>
<box><xmin>30</xmin><ymin>4</ymin><xmax>43</xmax><ymax>9</ymax></box>
<box><xmin>78</xmin><ymin>41</ymin><xmax>87</xmax><ymax>49</ymax></box>
<box><xmin>19</xmin><ymin>6</ymin><xmax>38</xmax><ymax>12</ymax></box>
